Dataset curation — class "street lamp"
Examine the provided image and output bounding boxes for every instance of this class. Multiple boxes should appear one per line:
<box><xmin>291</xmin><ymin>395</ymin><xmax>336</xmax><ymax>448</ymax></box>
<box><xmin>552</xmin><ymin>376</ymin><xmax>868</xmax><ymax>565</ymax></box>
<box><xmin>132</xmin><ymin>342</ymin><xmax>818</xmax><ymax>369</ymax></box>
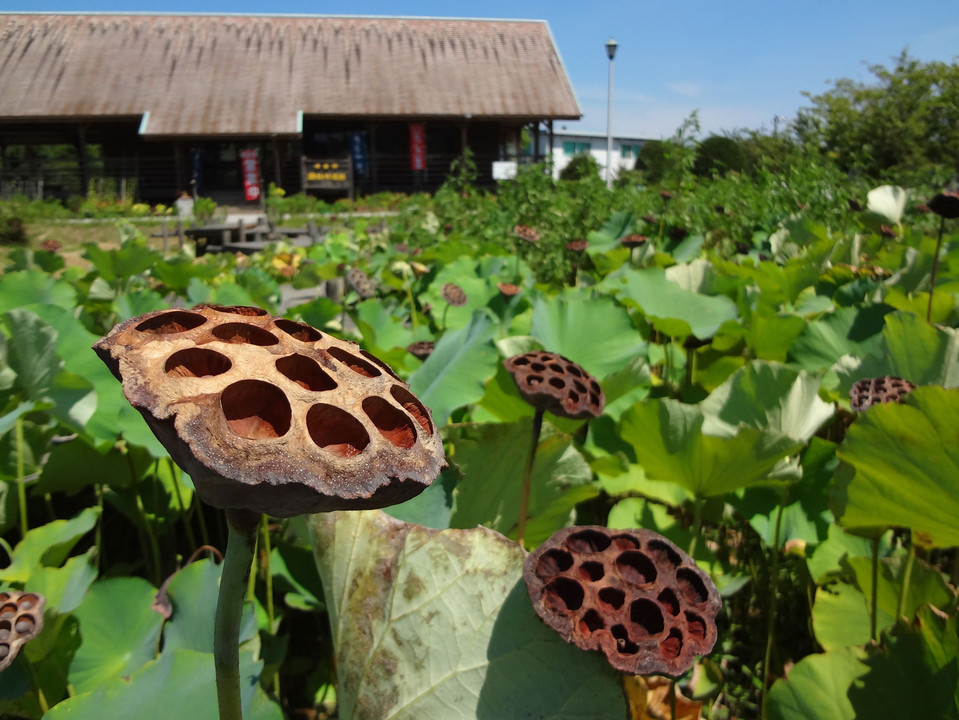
<box><xmin>605</xmin><ymin>38</ymin><xmax>618</xmax><ymax>189</ymax></box>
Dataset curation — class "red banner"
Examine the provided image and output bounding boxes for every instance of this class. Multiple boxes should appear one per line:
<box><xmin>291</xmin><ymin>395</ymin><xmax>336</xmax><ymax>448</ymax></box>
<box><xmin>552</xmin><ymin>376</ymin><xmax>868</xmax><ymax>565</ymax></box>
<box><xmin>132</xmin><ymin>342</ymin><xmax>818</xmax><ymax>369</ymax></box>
<box><xmin>240</xmin><ymin>148</ymin><xmax>262</xmax><ymax>201</ymax></box>
<box><xmin>409</xmin><ymin>123</ymin><xmax>426</xmax><ymax>171</ymax></box>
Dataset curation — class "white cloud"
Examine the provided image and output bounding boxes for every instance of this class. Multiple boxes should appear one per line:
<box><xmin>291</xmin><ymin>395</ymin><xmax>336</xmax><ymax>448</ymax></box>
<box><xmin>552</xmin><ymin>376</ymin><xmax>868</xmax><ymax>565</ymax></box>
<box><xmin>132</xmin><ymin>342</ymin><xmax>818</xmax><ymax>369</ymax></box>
<box><xmin>666</xmin><ymin>81</ymin><xmax>702</xmax><ymax>99</ymax></box>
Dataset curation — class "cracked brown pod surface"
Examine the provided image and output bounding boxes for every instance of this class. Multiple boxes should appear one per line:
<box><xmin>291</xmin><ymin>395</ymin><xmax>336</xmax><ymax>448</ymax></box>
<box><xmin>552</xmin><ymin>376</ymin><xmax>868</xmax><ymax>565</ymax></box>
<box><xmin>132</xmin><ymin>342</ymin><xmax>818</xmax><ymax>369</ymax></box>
<box><xmin>849</xmin><ymin>376</ymin><xmax>917</xmax><ymax>412</ymax></box>
<box><xmin>505</xmin><ymin>351</ymin><xmax>604</xmax><ymax>420</ymax></box>
<box><xmin>0</xmin><ymin>591</ymin><xmax>45</xmax><ymax>672</ymax></box>
<box><xmin>93</xmin><ymin>304</ymin><xmax>445</xmax><ymax>517</ymax></box>
<box><xmin>524</xmin><ymin>526</ymin><xmax>721</xmax><ymax>677</ymax></box>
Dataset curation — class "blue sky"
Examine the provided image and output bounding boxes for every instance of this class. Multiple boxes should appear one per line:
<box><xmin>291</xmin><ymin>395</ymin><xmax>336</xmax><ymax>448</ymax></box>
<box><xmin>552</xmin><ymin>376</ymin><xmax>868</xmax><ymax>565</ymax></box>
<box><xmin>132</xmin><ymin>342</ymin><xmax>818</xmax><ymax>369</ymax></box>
<box><xmin>7</xmin><ymin>2</ymin><xmax>959</xmax><ymax>139</ymax></box>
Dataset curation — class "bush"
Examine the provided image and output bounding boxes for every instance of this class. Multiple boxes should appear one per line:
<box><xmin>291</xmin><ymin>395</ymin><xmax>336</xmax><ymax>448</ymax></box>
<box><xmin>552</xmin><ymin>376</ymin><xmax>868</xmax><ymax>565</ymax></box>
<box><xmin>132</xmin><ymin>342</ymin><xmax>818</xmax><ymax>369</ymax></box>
<box><xmin>0</xmin><ymin>207</ymin><xmax>27</xmax><ymax>244</ymax></box>
<box><xmin>559</xmin><ymin>153</ymin><xmax>601</xmax><ymax>181</ymax></box>
<box><xmin>694</xmin><ymin>135</ymin><xmax>746</xmax><ymax>177</ymax></box>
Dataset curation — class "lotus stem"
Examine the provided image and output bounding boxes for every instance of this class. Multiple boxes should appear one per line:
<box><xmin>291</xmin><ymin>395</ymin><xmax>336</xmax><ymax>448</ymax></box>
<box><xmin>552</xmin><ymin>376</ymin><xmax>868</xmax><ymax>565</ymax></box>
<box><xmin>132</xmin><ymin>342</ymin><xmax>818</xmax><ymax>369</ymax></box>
<box><xmin>516</xmin><ymin>408</ymin><xmax>545</xmax><ymax>549</ymax></box>
<box><xmin>15</xmin><ymin>416</ymin><xmax>27</xmax><ymax>538</ymax></box>
<box><xmin>896</xmin><ymin>532</ymin><xmax>915</xmax><ymax>621</ymax></box>
<box><xmin>760</xmin><ymin>486</ymin><xmax>787</xmax><ymax>720</ymax></box>
<box><xmin>870</xmin><ymin>536</ymin><xmax>879</xmax><ymax>643</ymax></box>
<box><xmin>215</xmin><ymin>508</ymin><xmax>260</xmax><ymax>720</ymax></box>
<box><xmin>927</xmin><ymin>215</ymin><xmax>946</xmax><ymax>323</ymax></box>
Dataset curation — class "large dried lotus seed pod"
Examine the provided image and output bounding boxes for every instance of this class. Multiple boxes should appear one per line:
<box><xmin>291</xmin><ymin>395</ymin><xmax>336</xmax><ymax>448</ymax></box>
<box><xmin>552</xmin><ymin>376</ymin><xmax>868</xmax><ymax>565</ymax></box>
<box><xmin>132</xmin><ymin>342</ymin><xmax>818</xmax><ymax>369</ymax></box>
<box><xmin>505</xmin><ymin>351</ymin><xmax>604</xmax><ymax>420</ymax></box>
<box><xmin>0</xmin><ymin>591</ymin><xmax>46</xmax><ymax>673</ymax></box>
<box><xmin>524</xmin><ymin>526</ymin><xmax>720</xmax><ymax>677</ymax></box>
<box><xmin>849</xmin><ymin>376</ymin><xmax>917</xmax><ymax>412</ymax></box>
<box><xmin>93</xmin><ymin>305</ymin><xmax>446</xmax><ymax>517</ymax></box>
<box><xmin>441</xmin><ymin>282</ymin><xmax>468</xmax><ymax>307</ymax></box>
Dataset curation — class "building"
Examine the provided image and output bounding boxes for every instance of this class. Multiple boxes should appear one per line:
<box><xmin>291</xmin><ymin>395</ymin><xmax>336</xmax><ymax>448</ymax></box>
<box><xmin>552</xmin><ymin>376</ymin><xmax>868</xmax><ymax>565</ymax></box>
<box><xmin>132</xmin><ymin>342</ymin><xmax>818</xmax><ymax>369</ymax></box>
<box><xmin>0</xmin><ymin>13</ymin><xmax>581</xmax><ymax>203</ymax></box>
<box><xmin>536</xmin><ymin>130</ymin><xmax>649</xmax><ymax>180</ymax></box>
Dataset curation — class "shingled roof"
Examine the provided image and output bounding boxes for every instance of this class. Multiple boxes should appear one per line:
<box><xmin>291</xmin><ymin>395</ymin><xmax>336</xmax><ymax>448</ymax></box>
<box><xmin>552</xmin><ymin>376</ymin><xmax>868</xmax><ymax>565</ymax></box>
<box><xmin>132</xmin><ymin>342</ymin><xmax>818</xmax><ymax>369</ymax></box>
<box><xmin>0</xmin><ymin>13</ymin><xmax>581</xmax><ymax>137</ymax></box>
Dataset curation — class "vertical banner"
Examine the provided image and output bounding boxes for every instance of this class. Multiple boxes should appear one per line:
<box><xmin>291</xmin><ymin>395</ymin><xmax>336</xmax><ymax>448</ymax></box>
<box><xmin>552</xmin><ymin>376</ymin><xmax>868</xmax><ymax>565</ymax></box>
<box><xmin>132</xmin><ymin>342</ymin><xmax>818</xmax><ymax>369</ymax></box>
<box><xmin>240</xmin><ymin>148</ymin><xmax>262</xmax><ymax>201</ymax></box>
<box><xmin>409</xmin><ymin>123</ymin><xmax>426</xmax><ymax>171</ymax></box>
<box><xmin>349</xmin><ymin>132</ymin><xmax>368</xmax><ymax>177</ymax></box>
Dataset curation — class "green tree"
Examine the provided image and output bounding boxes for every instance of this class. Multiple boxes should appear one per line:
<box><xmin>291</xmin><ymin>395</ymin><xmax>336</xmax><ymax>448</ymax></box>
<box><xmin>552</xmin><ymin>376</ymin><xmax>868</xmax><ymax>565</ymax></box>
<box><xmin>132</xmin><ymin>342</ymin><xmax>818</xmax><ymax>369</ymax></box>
<box><xmin>559</xmin><ymin>153</ymin><xmax>601</xmax><ymax>181</ymax></box>
<box><xmin>694</xmin><ymin>135</ymin><xmax>746</xmax><ymax>177</ymax></box>
<box><xmin>796</xmin><ymin>51</ymin><xmax>959</xmax><ymax>179</ymax></box>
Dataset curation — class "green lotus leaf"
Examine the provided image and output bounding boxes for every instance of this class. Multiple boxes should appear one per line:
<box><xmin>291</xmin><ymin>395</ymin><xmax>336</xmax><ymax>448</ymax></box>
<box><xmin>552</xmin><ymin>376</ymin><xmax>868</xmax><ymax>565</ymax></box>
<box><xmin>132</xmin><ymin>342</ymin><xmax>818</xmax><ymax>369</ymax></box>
<box><xmin>789</xmin><ymin>304</ymin><xmax>892</xmax><ymax>373</ymax></box>
<box><xmin>68</xmin><ymin>576</ymin><xmax>165</xmax><ymax>694</ymax></box>
<box><xmin>766</xmin><ymin>648</ymin><xmax>869</xmax><ymax>720</ymax></box>
<box><xmin>408</xmin><ymin>311</ymin><xmax>499</xmax><ymax>425</ymax></box>
<box><xmin>310</xmin><ymin>509</ymin><xmax>627</xmax><ymax>720</ymax></box>
<box><xmin>833</xmin><ymin>386</ymin><xmax>959</xmax><ymax>547</ymax></box>
<box><xmin>0</xmin><ymin>506</ymin><xmax>99</xmax><ymax>585</ymax></box>
<box><xmin>619</xmin><ymin>398</ymin><xmax>801</xmax><ymax>497</ymax></box>
<box><xmin>607</xmin><ymin>267</ymin><xmax>738</xmax><ymax>340</ymax></box>
<box><xmin>530</xmin><ymin>288</ymin><xmax>646</xmax><ymax>379</ymax></box>
<box><xmin>446</xmin><ymin>418</ymin><xmax>596</xmax><ymax>546</ymax></box>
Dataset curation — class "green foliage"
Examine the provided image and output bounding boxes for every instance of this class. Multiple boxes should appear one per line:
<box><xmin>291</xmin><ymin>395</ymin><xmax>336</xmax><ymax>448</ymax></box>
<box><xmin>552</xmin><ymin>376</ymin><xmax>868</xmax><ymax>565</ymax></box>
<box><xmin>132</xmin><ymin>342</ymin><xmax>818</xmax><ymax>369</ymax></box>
<box><xmin>694</xmin><ymin>134</ymin><xmax>746</xmax><ymax>177</ymax></box>
<box><xmin>559</xmin><ymin>153</ymin><xmax>601</xmax><ymax>181</ymax></box>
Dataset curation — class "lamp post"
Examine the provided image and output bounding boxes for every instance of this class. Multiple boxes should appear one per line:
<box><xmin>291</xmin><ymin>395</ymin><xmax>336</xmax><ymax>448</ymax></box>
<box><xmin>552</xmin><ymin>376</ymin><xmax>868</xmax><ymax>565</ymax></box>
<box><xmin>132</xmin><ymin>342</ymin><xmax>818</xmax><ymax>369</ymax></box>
<box><xmin>605</xmin><ymin>38</ymin><xmax>618</xmax><ymax>189</ymax></box>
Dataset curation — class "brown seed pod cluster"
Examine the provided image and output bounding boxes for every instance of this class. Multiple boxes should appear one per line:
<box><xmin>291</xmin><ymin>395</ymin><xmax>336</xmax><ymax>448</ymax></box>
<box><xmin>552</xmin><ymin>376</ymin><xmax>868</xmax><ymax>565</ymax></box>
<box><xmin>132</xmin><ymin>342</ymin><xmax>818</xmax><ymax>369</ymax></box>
<box><xmin>346</xmin><ymin>268</ymin><xmax>375</xmax><ymax>298</ymax></box>
<box><xmin>497</xmin><ymin>282</ymin><xmax>521</xmax><ymax>297</ymax></box>
<box><xmin>524</xmin><ymin>526</ymin><xmax>721</xmax><ymax>677</ymax></box>
<box><xmin>621</xmin><ymin>234</ymin><xmax>648</xmax><ymax>248</ymax></box>
<box><xmin>0</xmin><ymin>591</ymin><xmax>45</xmax><ymax>672</ymax></box>
<box><xmin>441</xmin><ymin>282</ymin><xmax>468</xmax><ymax>307</ymax></box>
<box><xmin>406</xmin><ymin>340</ymin><xmax>435</xmax><ymax>360</ymax></box>
<box><xmin>849</xmin><ymin>376</ymin><xmax>917</xmax><ymax>412</ymax></box>
<box><xmin>566</xmin><ymin>239</ymin><xmax>588</xmax><ymax>252</ymax></box>
<box><xmin>513</xmin><ymin>224</ymin><xmax>541</xmax><ymax>243</ymax></box>
<box><xmin>93</xmin><ymin>305</ymin><xmax>445</xmax><ymax>517</ymax></box>
<box><xmin>505</xmin><ymin>351</ymin><xmax>604</xmax><ymax>420</ymax></box>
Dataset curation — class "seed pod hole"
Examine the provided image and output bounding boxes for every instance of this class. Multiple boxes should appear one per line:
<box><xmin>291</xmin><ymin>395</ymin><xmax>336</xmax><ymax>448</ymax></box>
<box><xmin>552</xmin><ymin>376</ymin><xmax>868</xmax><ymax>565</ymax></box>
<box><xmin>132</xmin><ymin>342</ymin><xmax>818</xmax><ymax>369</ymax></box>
<box><xmin>274</xmin><ymin>318</ymin><xmax>322</xmax><ymax>342</ymax></box>
<box><xmin>536</xmin><ymin>549</ymin><xmax>574</xmax><ymax>579</ymax></box>
<box><xmin>165</xmin><ymin>348</ymin><xmax>232</xmax><ymax>378</ymax></box>
<box><xmin>361</xmin><ymin>350</ymin><xmax>402</xmax><ymax>381</ymax></box>
<box><xmin>306</xmin><ymin>403</ymin><xmax>371</xmax><ymax>457</ymax></box>
<box><xmin>611</xmin><ymin>625</ymin><xmax>638</xmax><ymax>655</ymax></box>
<box><xmin>647</xmin><ymin>539</ymin><xmax>682</xmax><ymax>569</ymax></box>
<box><xmin>327</xmin><ymin>347</ymin><xmax>381</xmax><ymax>378</ymax></box>
<box><xmin>598</xmin><ymin>587</ymin><xmax>625</xmax><ymax>610</ymax></box>
<box><xmin>275</xmin><ymin>354</ymin><xmax>337</xmax><ymax>392</ymax></box>
<box><xmin>212</xmin><ymin>323</ymin><xmax>280</xmax><ymax>346</ymax></box>
<box><xmin>658</xmin><ymin>588</ymin><xmax>680</xmax><ymax>616</ymax></box>
<box><xmin>390</xmin><ymin>385</ymin><xmax>433</xmax><ymax>434</ymax></box>
<box><xmin>362</xmin><ymin>396</ymin><xmax>417</xmax><ymax>449</ymax></box>
<box><xmin>676</xmin><ymin>568</ymin><xmax>709</xmax><ymax>604</ymax></box>
<box><xmin>578</xmin><ymin>561</ymin><xmax>605</xmax><ymax>582</ymax></box>
<box><xmin>580</xmin><ymin>609</ymin><xmax>604</xmax><ymax>634</ymax></box>
<box><xmin>14</xmin><ymin>616</ymin><xmax>34</xmax><ymax>634</ymax></box>
<box><xmin>566</xmin><ymin>529</ymin><xmax>612</xmax><ymax>554</ymax></box>
<box><xmin>616</xmin><ymin>550</ymin><xmax>657</xmax><ymax>585</ymax></box>
<box><xmin>660</xmin><ymin>629</ymin><xmax>684</xmax><ymax>660</ymax></box>
<box><xmin>686</xmin><ymin>612</ymin><xmax>706</xmax><ymax>641</ymax></box>
<box><xmin>221</xmin><ymin>380</ymin><xmax>291</xmax><ymax>439</ymax></box>
<box><xmin>543</xmin><ymin>577</ymin><xmax>585</xmax><ymax>612</ymax></box>
<box><xmin>136</xmin><ymin>311</ymin><xmax>206</xmax><ymax>334</ymax></box>
<box><xmin>629</xmin><ymin>598</ymin><xmax>665</xmax><ymax>635</ymax></box>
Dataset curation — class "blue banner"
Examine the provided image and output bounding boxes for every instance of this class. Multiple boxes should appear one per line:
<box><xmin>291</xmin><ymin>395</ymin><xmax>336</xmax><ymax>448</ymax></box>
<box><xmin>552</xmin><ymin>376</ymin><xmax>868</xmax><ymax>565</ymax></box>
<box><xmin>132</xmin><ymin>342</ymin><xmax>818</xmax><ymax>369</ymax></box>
<box><xmin>349</xmin><ymin>132</ymin><xmax>368</xmax><ymax>176</ymax></box>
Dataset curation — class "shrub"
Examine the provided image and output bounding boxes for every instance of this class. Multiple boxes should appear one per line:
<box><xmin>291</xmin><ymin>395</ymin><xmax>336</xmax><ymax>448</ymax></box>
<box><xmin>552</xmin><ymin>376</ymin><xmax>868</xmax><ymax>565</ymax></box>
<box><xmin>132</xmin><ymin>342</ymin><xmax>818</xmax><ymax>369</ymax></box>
<box><xmin>694</xmin><ymin>135</ymin><xmax>746</xmax><ymax>177</ymax></box>
<box><xmin>559</xmin><ymin>153</ymin><xmax>601</xmax><ymax>181</ymax></box>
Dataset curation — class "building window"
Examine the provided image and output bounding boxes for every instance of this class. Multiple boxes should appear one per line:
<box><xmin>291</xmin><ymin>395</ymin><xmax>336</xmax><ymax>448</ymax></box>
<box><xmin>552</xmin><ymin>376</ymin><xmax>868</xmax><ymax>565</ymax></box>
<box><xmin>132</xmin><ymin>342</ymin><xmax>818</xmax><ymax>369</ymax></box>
<box><xmin>621</xmin><ymin>143</ymin><xmax>641</xmax><ymax>159</ymax></box>
<box><xmin>562</xmin><ymin>141</ymin><xmax>591</xmax><ymax>156</ymax></box>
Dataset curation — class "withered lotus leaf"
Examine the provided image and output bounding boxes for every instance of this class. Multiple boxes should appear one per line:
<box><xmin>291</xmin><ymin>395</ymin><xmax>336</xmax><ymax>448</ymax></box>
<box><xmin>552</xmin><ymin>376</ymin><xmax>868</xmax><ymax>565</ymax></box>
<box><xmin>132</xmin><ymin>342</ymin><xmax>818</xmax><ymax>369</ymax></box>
<box><xmin>0</xmin><ymin>591</ymin><xmax>45</xmax><ymax>673</ymax></box>
<box><xmin>94</xmin><ymin>305</ymin><xmax>445</xmax><ymax>517</ymax></box>
<box><xmin>524</xmin><ymin>526</ymin><xmax>721</xmax><ymax>677</ymax></box>
<box><xmin>505</xmin><ymin>351</ymin><xmax>605</xmax><ymax>420</ymax></box>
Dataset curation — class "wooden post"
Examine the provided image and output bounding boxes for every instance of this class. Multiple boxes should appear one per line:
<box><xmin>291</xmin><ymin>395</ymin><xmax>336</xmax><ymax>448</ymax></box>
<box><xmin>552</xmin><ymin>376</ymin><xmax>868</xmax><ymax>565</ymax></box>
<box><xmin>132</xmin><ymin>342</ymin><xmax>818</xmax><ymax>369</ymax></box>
<box><xmin>237</xmin><ymin>218</ymin><xmax>246</xmax><ymax>244</ymax></box>
<box><xmin>161</xmin><ymin>217</ymin><xmax>170</xmax><ymax>253</ymax></box>
<box><xmin>307</xmin><ymin>218</ymin><xmax>317</xmax><ymax>245</ymax></box>
<box><xmin>176</xmin><ymin>218</ymin><xmax>185</xmax><ymax>250</ymax></box>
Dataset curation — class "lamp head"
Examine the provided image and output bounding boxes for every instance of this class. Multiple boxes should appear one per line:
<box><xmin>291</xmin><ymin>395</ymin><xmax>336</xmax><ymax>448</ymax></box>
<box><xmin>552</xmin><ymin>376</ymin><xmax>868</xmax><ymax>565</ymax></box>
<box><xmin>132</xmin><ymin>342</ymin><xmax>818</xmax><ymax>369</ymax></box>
<box><xmin>605</xmin><ymin>37</ymin><xmax>618</xmax><ymax>60</ymax></box>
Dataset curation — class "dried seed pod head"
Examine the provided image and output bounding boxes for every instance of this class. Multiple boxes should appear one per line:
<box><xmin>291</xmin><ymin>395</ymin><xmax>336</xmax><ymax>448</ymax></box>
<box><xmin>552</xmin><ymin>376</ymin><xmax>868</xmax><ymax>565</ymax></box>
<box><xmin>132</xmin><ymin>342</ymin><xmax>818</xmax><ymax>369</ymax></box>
<box><xmin>928</xmin><ymin>190</ymin><xmax>959</xmax><ymax>219</ymax></box>
<box><xmin>0</xmin><ymin>591</ymin><xmax>45</xmax><ymax>672</ymax></box>
<box><xmin>497</xmin><ymin>282</ymin><xmax>521</xmax><ymax>297</ymax></box>
<box><xmin>93</xmin><ymin>305</ymin><xmax>445</xmax><ymax>517</ymax></box>
<box><xmin>406</xmin><ymin>340</ymin><xmax>435</xmax><ymax>360</ymax></box>
<box><xmin>346</xmin><ymin>267</ymin><xmax>375</xmax><ymax>298</ymax></box>
<box><xmin>505</xmin><ymin>351</ymin><xmax>604</xmax><ymax>420</ymax></box>
<box><xmin>659</xmin><ymin>190</ymin><xmax>674</xmax><ymax>201</ymax></box>
<box><xmin>524</xmin><ymin>526</ymin><xmax>721</xmax><ymax>677</ymax></box>
<box><xmin>621</xmin><ymin>234</ymin><xmax>648</xmax><ymax>248</ymax></box>
<box><xmin>566</xmin><ymin>239</ymin><xmax>588</xmax><ymax>252</ymax></box>
<box><xmin>849</xmin><ymin>376</ymin><xmax>917</xmax><ymax>412</ymax></box>
<box><xmin>513</xmin><ymin>224</ymin><xmax>541</xmax><ymax>243</ymax></box>
<box><xmin>441</xmin><ymin>282</ymin><xmax>468</xmax><ymax>307</ymax></box>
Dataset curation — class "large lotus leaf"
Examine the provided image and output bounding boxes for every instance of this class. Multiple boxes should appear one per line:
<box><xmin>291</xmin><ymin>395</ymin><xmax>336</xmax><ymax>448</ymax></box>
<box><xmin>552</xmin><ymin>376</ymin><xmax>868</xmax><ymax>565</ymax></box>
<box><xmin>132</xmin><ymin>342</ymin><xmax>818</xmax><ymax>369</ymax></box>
<box><xmin>833</xmin><ymin>386</ymin><xmax>959</xmax><ymax>547</ymax></box>
<box><xmin>161</xmin><ymin>558</ymin><xmax>257</xmax><ymax>653</ymax></box>
<box><xmin>0</xmin><ymin>269</ymin><xmax>77</xmax><ymax>314</ymax></box>
<box><xmin>788</xmin><ymin>304</ymin><xmax>892</xmax><ymax>373</ymax></box>
<box><xmin>619</xmin><ymin>399</ymin><xmax>801</xmax><ymax>497</ymax></box>
<box><xmin>1</xmin><ymin>309</ymin><xmax>59</xmax><ymax>401</ymax></box>
<box><xmin>607</xmin><ymin>267</ymin><xmax>738</xmax><ymax>340</ymax></box>
<box><xmin>835</xmin><ymin>311</ymin><xmax>959</xmax><ymax>394</ymax></box>
<box><xmin>766</xmin><ymin>648</ymin><xmax>869</xmax><ymax>720</ymax></box>
<box><xmin>83</xmin><ymin>239</ymin><xmax>161</xmax><ymax>285</ymax></box>
<box><xmin>812</xmin><ymin>581</ymin><xmax>880</xmax><ymax>652</ymax></box>
<box><xmin>0</xmin><ymin>506</ymin><xmax>99</xmax><ymax>585</ymax></box>
<box><xmin>47</xmin><ymin>648</ymin><xmax>281</xmax><ymax>720</ymax></box>
<box><xmin>701</xmin><ymin>361</ymin><xmax>835</xmax><ymax>443</ymax></box>
<box><xmin>848</xmin><ymin>613</ymin><xmax>959</xmax><ymax>718</ymax></box>
<box><xmin>408</xmin><ymin>312</ymin><xmax>499</xmax><ymax>425</ymax></box>
<box><xmin>741</xmin><ymin>310</ymin><xmax>807</xmax><ymax>363</ymax></box>
<box><xmin>68</xmin><ymin>576</ymin><xmax>165</xmax><ymax>694</ymax></box>
<box><xmin>446</xmin><ymin>418</ymin><xmax>596</xmax><ymax>546</ymax></box>
<box><xmin>586</xmin><ymin>211</ymin><xmax>634</xmax><ymax>254</ymax></box>
<box><xmin>846</xmin><ymin>553</ymin><xmax>953</xmax><ymax>626</ymax></box>
<box><xmin>310</xmin><ymin>509</ymin><xmax>627</xmax><ymax>720</ymax></box>
<box><xmin>805</xmin><ymin>524</ymin><xmax>879</xmax><ymax>585</ymax></box>
<box><xmin>530</xmin><ymin>288</ymin><xmax>646</xmax><ymax>379</ymax></box>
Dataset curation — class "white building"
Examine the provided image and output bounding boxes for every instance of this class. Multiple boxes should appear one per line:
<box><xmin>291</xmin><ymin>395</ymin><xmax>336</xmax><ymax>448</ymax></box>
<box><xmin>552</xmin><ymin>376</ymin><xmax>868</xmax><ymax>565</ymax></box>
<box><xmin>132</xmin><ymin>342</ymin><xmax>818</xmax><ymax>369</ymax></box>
<box><xmin>535</xmin><ymin>130</ymin><xmax>649</xmax><ymax>180</ymax></box>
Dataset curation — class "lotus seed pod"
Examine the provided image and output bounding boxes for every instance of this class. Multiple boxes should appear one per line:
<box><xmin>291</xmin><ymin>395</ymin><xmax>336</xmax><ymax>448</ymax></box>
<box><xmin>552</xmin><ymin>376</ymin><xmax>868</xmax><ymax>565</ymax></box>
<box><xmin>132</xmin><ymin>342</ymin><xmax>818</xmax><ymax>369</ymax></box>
<box><xmin>524</xmin><ymin>526</ymin><xmax>721</xmax><ymax>677</ymax></box>
<box><xmin>0</xmin><ymin>591</ymin><xmax>45</xmax><ymax>673</ymax></box>
<box><xmin>505</xmin><ymin>351</ymin><xmax>604</xmax><ymax>420</ymax></box>
<box><xmin>441</xmin><ymin>282</ymin><xmax>468</xmax><ymax>307</ymax></box>
<box><xmin>849</xmin><ymin>376</ymin><xmax>916</xmax><ymax>412</ymax></box>
<box><xmin>93</xmin><ymin>304</ymin><xmax>446</xmax><ymax>517</ymax></box>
